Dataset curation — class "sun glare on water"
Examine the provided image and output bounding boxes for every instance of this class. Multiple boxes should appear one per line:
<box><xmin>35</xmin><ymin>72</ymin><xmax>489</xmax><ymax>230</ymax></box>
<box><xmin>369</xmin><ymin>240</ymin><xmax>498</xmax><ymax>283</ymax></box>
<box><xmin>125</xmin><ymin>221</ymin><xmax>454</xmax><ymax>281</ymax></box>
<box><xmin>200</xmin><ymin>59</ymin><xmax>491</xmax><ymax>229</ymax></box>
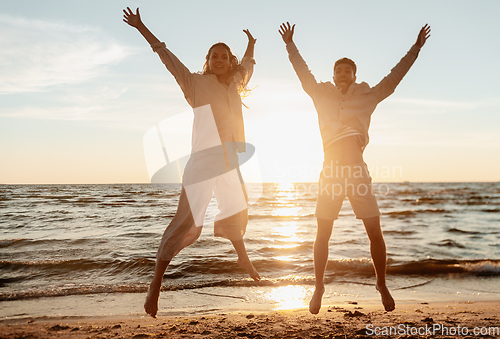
<box><xmin>260</xmin><ymin>182</ymin><xmax>311</xmax><ymax>310</ymax></box>
<box><xmin>276</xmin><ymin>182</ymin><xmax>297</xmax><ymax>200</ymax></box>
<box><xmin>272</xmin><ymin>182</ymin><xmax>303</xmax><ymax>217</ymax></box>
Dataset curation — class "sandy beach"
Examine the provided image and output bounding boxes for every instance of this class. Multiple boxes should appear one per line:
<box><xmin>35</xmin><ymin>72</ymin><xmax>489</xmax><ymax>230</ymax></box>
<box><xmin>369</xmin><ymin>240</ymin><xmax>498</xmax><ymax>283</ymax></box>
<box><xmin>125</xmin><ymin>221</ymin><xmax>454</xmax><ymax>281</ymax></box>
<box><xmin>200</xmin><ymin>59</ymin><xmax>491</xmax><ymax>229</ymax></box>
<box><xmin>1</xmin><ymin>300</ymin><xmax>499</xmax><ymax>338</ymax></box>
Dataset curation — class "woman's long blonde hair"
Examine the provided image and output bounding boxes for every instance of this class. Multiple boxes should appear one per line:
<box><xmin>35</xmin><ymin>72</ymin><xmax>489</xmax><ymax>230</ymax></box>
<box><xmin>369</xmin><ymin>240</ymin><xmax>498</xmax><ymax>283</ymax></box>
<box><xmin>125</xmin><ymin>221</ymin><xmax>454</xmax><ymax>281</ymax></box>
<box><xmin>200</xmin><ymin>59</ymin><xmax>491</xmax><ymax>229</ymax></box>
<box><xmin>202</xmin><ymin>42</ymin><xmax>250</xmax><ymax>98</ymax></box>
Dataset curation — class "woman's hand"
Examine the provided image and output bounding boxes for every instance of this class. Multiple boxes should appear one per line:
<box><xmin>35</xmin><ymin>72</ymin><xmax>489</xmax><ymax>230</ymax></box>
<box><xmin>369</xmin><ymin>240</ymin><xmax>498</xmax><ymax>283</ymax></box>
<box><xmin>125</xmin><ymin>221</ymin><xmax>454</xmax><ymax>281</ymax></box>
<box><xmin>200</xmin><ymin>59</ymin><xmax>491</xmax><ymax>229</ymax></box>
<box><xmin>415</xmin><ymin>24</ymin><xmax>431</xmax><ymax>48</ymax></box>
<box><xmin>243</xmin><ymin>29</ymin><xmax>256</xmax><ymax>59</ymax></box>
<box><xmin>279</xmin><ymin>22</ymin><xmax>295</xmax><ymax>44</ymax></box>
<box><xmin>243</xmin><ymin>29</ymin><xmax>257</xmax><ymax>45</ymax></box>
<box><xmin>123</xmin><ymin>7</ymin><xmax>143</xmax><ymax>28</ymax></box>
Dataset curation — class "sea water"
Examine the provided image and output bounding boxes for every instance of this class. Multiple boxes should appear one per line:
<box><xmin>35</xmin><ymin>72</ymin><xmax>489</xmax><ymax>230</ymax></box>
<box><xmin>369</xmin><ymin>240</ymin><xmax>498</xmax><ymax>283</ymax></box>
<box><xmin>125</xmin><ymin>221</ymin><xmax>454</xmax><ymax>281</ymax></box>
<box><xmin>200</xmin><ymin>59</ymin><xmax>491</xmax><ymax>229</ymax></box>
<box><xmin>1</xmin><ymin>182</ymin><xmax>499</xmax><ymax>318</ymax></box>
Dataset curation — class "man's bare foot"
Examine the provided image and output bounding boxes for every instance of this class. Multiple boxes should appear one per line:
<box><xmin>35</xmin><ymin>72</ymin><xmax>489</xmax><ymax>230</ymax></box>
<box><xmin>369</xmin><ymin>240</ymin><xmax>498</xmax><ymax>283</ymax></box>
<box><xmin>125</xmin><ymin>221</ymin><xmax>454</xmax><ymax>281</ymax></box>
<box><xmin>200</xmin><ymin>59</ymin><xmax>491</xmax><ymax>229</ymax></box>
<box><xmin>309</xmin><ymin>285</ymin><xmax>325</xmax><ymax>314</ymax></box>
<box><xmin>376</xmin><ymin>283</ymin><xmax>395</xmax><ymax>312</ymax></box>
<box><xmin>237</xmin><ymin>257</ymin><xmax>261</xmax><ymax>281</ymax></box>
<box><xmin>144</xmin><ymin>283</ymin><xmax>161</xmax><ymax>318</ymax></box>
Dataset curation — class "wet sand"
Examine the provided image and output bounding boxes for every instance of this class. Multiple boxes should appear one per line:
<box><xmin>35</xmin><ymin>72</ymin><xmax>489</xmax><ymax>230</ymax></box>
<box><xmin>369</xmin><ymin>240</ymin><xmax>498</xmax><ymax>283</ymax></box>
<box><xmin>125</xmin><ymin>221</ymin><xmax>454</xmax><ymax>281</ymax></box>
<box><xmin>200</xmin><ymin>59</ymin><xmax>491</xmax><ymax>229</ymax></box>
<box><xmin>1</xmin><ymin>300</ymin><xmax>499</xmax><ymax>338</ymax></box>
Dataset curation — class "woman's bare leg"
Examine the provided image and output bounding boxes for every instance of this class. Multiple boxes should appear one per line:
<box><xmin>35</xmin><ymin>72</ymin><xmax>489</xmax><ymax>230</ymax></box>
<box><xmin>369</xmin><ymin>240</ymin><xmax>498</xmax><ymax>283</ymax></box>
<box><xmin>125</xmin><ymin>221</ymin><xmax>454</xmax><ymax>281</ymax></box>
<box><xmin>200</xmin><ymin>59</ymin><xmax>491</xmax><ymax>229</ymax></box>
<box><xmin>231</xmin><ymin>239</ymin><xmax>261</xmax><ymax>281</ymax></box>
<box><xmin>144</xmin><ymin>259</ymin><xmax>170</xmax><ymax>318</ymax></box>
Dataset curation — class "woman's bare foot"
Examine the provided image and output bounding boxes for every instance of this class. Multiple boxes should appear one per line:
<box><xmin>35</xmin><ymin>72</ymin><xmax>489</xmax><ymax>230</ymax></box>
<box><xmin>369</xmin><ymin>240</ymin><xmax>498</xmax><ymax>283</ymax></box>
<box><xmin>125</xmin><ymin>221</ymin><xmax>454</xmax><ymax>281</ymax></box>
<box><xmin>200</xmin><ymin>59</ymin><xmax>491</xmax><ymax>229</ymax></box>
<box><xmin>144</xmin><ymin>283</ymin><xmax>161</xmax><ymax>318</ymax></box>
<box><xmin>376</xmin><ymin>283</ymin><xmax>395</xmax><ymax>312</ymax></box>
<box><xmin>237</xmin><ymin>257</ymin><xmax>261</xmax><ymax>281</ymax></box>
<box><xmin>309</xmin><ymin>285</ymin><xmax>325</xmax><ymax>314</ymax></box>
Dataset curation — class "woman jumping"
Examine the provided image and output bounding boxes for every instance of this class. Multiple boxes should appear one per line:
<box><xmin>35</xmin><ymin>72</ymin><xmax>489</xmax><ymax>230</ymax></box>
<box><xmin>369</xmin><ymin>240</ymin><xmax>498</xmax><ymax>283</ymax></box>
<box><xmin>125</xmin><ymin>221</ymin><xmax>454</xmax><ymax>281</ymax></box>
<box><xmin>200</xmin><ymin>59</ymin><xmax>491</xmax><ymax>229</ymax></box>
<box><xmin>123</xmin><ymin>7</ymin><xmax>260</xmax><ymax>318</ymax></box>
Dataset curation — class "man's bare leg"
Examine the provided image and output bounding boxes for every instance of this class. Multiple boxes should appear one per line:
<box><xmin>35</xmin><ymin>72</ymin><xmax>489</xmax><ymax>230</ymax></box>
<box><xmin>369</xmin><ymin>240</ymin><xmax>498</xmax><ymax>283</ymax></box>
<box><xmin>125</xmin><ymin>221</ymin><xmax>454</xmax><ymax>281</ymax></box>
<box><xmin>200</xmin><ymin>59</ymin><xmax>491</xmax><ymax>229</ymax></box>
<box><xmin>231</xmin><ymin>239</ymin><xmax>261</xmax><ymax>281</ymax></box>
<box><xmin>144</xmin><ymin>259</ymin><xmax>170</xmax><ymax>318</ymax></box>
<box><xmin>309</xmin><ymin>218</ymin><xmax>334</xmax><ymax>314</ymax></box>
<box><xmin>362</xmin><ymin>216</ymin><xmax>395</xmax><ymax>312</ymax></box>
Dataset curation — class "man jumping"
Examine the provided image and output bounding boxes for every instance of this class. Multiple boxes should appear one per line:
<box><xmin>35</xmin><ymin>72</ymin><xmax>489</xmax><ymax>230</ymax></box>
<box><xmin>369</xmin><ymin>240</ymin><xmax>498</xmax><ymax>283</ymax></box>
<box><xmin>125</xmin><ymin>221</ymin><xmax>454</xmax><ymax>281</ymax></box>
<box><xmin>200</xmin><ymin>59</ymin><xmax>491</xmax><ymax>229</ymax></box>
<box><xmin>279</xmin><ymin>22</ymin><xmax>430</xmax><ymax>314</ymax></box>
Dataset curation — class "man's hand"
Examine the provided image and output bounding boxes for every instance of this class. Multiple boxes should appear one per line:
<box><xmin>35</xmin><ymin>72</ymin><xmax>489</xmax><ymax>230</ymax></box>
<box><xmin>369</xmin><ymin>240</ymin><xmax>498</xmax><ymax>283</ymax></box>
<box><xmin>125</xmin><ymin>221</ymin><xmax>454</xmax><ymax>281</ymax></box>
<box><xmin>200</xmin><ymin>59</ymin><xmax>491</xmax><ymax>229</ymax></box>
<box><xmin>415</xmin><ymin>24</ymin><xmax>431</xmax><ymax>48</ymax></box>
<box><xmin>279</xmin><ymin>22</ymin><xmax>295</xmax><ymax>44</ymax></box>
<box><xmin>123</xmin><ymin>7</ymin><xmax>143</xmax><ymax>28</ymax></box>
<box><xmin>243</xmin><ymin>29</ymin><xmax>257</xmax><ymax>45</ymax></box>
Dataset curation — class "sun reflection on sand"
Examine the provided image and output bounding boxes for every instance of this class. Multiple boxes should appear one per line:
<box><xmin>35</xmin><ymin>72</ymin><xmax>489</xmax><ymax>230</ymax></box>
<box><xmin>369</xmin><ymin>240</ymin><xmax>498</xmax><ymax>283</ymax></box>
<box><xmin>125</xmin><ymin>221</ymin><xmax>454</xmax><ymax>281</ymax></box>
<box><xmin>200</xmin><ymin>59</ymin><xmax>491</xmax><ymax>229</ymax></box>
<box><xmin>264</xmin><ymin>285</ymin><xmax>309</xmax><ymax>310</ymax></box>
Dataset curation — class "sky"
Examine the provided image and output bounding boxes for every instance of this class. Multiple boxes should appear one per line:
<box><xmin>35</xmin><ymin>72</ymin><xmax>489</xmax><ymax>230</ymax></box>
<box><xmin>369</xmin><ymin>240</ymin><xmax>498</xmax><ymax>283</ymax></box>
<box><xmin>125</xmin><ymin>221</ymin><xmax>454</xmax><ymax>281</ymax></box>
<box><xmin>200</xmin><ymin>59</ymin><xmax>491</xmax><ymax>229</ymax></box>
<box><xmin>1</xmin><ymin>0</ymin><xmax>499</xmax><ymax>184</ymax></box>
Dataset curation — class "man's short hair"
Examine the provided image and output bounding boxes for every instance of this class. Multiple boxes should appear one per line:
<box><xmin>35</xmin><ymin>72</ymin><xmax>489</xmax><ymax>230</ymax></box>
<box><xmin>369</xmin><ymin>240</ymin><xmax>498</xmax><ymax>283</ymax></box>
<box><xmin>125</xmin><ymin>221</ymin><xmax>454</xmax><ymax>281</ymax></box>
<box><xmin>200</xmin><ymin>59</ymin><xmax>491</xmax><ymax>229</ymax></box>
<box><xmin>334</xmin><ymin>57</ymin><xmax>357</xmax><ymax>75</ymax></box>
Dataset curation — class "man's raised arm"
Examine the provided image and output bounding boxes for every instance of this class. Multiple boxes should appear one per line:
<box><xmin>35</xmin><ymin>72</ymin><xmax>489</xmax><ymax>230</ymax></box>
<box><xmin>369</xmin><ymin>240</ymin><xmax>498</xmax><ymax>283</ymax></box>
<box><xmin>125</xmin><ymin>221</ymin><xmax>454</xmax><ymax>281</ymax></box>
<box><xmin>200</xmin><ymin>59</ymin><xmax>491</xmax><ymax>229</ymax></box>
<box><xmin>279</xmin><ymin>22</ymin><xmax>319</xmax><ymax>97</ymax></box>
<box><xmin>372</xmin><ymin>24</ymin><xmax>431</xmax><ymax>102</ymax></box>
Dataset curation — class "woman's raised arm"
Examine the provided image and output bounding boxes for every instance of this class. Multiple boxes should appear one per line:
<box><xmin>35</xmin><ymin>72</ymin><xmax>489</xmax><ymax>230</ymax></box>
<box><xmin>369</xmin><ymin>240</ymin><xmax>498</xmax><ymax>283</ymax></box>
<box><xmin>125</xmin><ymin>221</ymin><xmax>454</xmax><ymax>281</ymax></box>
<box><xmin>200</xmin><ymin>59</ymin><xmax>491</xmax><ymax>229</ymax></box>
<box><xmin>243</xmin><ymin>29</ymin><xmax>256</xmax><ymax>59</ymax></box>
<box><xmin>123</xmin><ymin>7</ymin><xmax>160</xmax><ymax>45</ymax></box>
<box><xmin>123</xmin><ymin>7</ymin><xmax>195</xmax><ymax>104</ymax></box>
